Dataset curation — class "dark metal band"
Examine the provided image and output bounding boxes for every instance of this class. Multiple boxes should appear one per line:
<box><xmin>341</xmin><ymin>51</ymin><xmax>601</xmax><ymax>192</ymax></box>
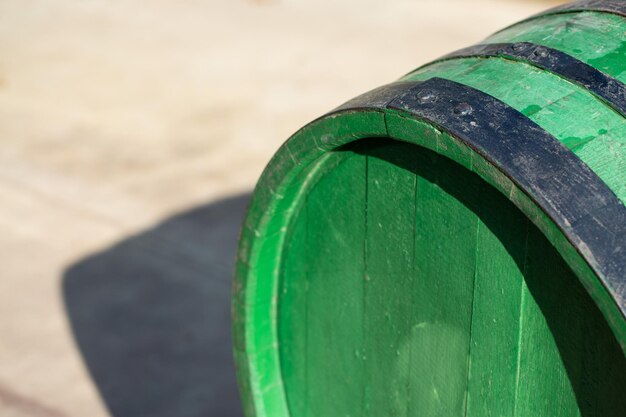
<box><xmin>528</xmin><ymin>0</ymin><xmax>626</xmax><ymax>20</ymax></box>
<box><xmin>423</xmin><ymin>42</ymin><xmax>626</xmax><ymax>117</ymax></box>
<box><xmin>496</xmin><ymin>1</ymin><xmax>626</xmax><ymax>36</ymax></box>
<box><xmin>335</xmin><ymin>77</ymin><xmax>626</xmax><ymax>315</ymax></box>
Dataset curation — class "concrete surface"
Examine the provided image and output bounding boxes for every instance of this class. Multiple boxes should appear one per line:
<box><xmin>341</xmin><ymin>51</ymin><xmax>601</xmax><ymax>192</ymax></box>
<box><xmin>0</xmin><ymin>0</ymin><xmax>566</xmax><ymax>416</ymax></box>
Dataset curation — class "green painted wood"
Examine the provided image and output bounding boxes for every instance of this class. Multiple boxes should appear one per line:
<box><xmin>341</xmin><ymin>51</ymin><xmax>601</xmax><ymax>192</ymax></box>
<box><xmin>305</xmin><ymin>148</ymin><xmax>366</xmax><ymax>417</ymax></box>
<box><xmin>465</xmin><ymin>187</ymin><xmax>528</xmax><ymax>417</ymax></box>
<box><xmin>236</xmin><ymin>112</ymin><xmax>626</xmax><ymax>416</ymax></box>
<box><xmin>516</xmin><ymin>227</ymin><xmax>582</xmax><ymax>417</ymax></box>
<box><xmin>406</xmin><ymin>145</ymin><xmax>480</xmax><ymax>417</ymax></box>
<box><xmin>277</xmin><ymin>199</ymin><xmax>307</xmax><ymax>417</ymax></box>
<box><xmin>274</xmin><ymin>140</ymin><xmax>626</xmax><ymax>417</ymax></box>
<box><xmin>361</xmin><ymin>142</ymin><xmax>416</xmax><ymax>417</ymax></box>
<box><xmin>488</xmin><ymin>12</ymin><xmax>626</xmax><ymax>81</ymax></box>
<box><xmin>516</xmin><ymin>224</ymin><xmax>626</xmax><ymax>417</ymax></box>
<box><xmin>235</xmin><ymin>6</ymin><xmax>626</xmax><ymax>417</ymax></box>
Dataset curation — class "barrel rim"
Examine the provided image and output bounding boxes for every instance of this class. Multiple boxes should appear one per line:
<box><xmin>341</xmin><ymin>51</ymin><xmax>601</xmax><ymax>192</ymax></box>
<box><xmin>233</xmin><ymin>80</ymin><xmax>626</xmax><ymax>417</ymax></box>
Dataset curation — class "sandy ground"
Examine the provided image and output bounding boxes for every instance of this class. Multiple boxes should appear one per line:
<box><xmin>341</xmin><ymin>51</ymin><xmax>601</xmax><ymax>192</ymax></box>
<box><xmin>0</xmin><ymin>0</ymin><xmax>566</xmax><ymax>416</ymax></box>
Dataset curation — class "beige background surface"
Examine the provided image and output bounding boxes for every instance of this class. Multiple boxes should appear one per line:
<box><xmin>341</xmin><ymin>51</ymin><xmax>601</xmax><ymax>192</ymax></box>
<box><xmin>0</xmin><ymin>0</ymin><xmax>566</xmax><ymax>416</ymax></box>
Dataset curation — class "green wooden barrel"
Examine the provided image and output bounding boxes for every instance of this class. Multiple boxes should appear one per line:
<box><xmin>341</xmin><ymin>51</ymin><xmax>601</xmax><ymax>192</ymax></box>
<box><xmin>233</xmin><ymin>2</ymin><xmax>626</xmax><ymax>416</ymax></box>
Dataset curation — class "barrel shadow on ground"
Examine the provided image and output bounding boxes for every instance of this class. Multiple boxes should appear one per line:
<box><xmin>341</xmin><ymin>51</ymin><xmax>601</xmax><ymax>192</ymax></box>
<box><xmin>62</xmin><ymin>193</ymin><xmax>250</xmax><ymax>417</ymax></box>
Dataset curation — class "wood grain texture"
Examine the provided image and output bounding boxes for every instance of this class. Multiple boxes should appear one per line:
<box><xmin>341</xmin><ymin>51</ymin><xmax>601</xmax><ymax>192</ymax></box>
<box><xmin>362</xmin><ymin>142</ymin><xmax>416</xmax><ymax>417</ymax></box>
<box><xmin>407</xmin><ymin>146</ymin><xmax>479</xmax><ymax>417</ymax></box>
<box><xmin>488</xmin><ymin>12</ymin><xmax>626</xmax><ymax>82</ymax></box>
<box><xmin>276</xmin><ymin>141</ymin><xmax>626</xmax><ymax>417</ymax></box>
<box><xmin>465</xmin><ymin>186</ymin><xmax>528</xmax><ymax>417</ymax></box>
